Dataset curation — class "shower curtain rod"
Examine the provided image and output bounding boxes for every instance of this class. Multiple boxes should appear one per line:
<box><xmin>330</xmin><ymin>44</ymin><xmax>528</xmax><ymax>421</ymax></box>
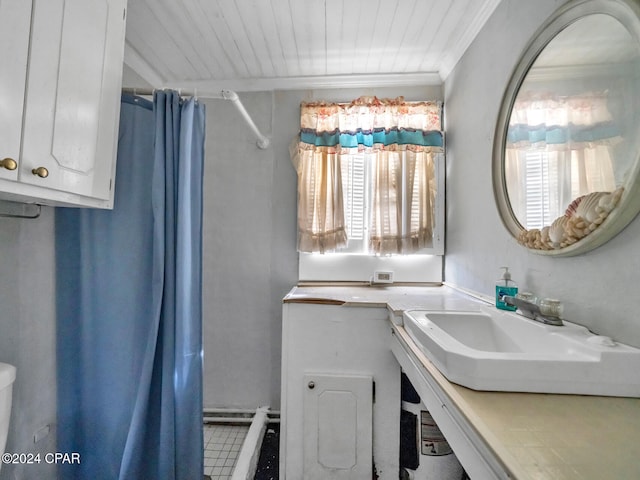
<box><xmin>121</xmin><ymin>87</ymin><xmax>270</xmax><ymax>150</ymax></box>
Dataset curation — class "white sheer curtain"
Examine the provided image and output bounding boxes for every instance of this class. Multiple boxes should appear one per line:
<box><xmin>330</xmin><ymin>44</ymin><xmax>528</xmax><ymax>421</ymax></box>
<box><xmin>369</xmin><ymin>147</ymin><xmax>437</xmax><ymax>254</ymax></box>
<box><xmin>506</xmin><ymin>92</ymin><xmax>618</xmax><ymax>229</ymax></box>
<box><xmin>292</xmin><ymin>143</ymin><xmax>348</xmax><ymax>253</ymax></box>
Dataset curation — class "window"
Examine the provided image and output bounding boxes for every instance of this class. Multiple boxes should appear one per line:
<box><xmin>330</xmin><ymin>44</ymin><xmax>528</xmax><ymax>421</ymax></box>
<box><xmin>334</xmin><ymin>151</ymin><xmax>444</xmax><ymax>256</ymax></box>
<box><xmin>338</xmin><ymin>154</ymin><xmax>368</xmax><ymax>253</ymax></box>
<box><xmin>292</xmin><ymin>97</ymin><xmax>445</xmax><ymax>283</ymax></box>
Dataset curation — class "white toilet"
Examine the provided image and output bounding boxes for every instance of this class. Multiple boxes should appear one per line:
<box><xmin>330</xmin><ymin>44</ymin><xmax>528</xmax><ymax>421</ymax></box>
<box><xmin>0</xmin><ymin>363</ymin><xmax>16</xmax><ymax>470</ymax></box>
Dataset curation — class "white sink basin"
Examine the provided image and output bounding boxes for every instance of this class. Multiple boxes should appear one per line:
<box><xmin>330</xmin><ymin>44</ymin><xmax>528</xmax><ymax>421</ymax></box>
<box><xmin>403</xmin><ymin>308</ymin><xmax>640</xmax><ymax>397</ymax></box>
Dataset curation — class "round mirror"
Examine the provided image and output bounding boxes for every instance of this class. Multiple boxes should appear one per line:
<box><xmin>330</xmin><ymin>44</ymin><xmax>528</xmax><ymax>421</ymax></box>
<box><xmin>493</xmin><ymin>0</ymin><xmax>640</xmax><ymax>256</ymax></box>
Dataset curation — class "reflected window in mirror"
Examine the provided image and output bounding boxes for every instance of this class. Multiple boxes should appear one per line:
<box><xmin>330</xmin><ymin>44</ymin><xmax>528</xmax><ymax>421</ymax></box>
<box><xmin>506</xmin><ymin>90</ymin><xmax>620</xmax><ymax>230</ymax></box>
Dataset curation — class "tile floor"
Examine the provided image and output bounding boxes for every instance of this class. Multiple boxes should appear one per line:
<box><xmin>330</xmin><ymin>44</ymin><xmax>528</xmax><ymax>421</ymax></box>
<box><xmin>203</xmin><ymin>424</ymin><xmax>249</xmax><ymax>479</ymax></box>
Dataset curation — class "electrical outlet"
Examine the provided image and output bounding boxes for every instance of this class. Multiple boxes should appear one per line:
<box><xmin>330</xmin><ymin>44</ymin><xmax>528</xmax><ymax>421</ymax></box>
<box><xmin>373</xmin><ymin>271</ymin><xmax>394</xmax><ymax>284</ymax></box>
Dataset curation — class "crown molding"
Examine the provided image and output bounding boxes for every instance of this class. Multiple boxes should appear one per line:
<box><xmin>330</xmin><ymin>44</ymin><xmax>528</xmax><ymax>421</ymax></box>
<box><xmin>159</xmin><ymin>72</ymin><xmax>442</xmax><ymax>93</ymax></box>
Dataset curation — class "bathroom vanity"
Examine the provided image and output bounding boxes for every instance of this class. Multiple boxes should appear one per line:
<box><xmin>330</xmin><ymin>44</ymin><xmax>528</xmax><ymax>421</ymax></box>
<box><xmin>280</xmin><ymin>285</ymin><xmax>640</xmax><ymax>479</ymax></box>
<box><xmin>280</xmin><ymin>295</ymin><xmax>400</xmax><ymax>479</ymax></box>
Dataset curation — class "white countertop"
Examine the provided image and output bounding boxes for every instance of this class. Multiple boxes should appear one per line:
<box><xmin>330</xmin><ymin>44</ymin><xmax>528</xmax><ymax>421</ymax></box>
<box><xmin>284</xmin><ymin>284</ymin><xmax>640</xmax><ymax>479</ymax></box>
<box><xmin>284</xmin><ymin>284</ymin><xmax>488</xmax><ymax>313</ymax></box>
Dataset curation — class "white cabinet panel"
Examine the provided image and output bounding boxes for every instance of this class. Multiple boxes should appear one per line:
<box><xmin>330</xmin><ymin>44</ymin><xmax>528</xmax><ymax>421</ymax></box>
<box><xmin>0</xmin><ymin>0</ymin><xmax>126</xmax><ymax>208</ymax></box>
<box><xmin>303</xmin><ymin>374</ymin><xmax>372</xmax><ymax>479</ymax></box>
<box><xmin>280</xmin><ymin>303</ymin><xmax>400</xmax><ymax>480</ymax></box>
<box><xmin>21</xmin><ymin>0</ymin><xmax>125</xmax><ymax>202</ymax></box>
<box><xmin>0</xmin><ymin>0</ymin><xmax>31</xmax><ymax>183</ymax></box>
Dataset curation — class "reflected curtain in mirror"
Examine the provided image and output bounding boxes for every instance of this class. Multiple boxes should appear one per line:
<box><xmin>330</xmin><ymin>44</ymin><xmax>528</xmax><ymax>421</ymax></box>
<box><xmin>505</xmin><ymin>91</ymin><xmax>619</xmax><ymax>229</ymax></box>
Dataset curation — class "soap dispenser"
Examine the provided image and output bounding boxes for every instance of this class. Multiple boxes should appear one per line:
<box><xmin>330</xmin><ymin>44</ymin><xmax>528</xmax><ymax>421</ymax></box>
<box><xmin>495</xmin><ymin>267</ymin><xmax>518</xmax><ymax>311</ymax></box>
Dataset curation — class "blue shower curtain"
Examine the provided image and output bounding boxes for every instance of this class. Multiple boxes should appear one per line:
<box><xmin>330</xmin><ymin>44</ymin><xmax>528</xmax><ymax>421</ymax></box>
<box><xmin>56</xmin><ymin>91</ymin><xmax>205</xmax><ymax>480</ymax></box>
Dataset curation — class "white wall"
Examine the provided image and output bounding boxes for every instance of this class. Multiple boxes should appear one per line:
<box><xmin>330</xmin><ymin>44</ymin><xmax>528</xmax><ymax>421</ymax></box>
<box><xmin>202</xmin><ymin>86</ymin><xmax>442</xmax><ymax>409</ymax></box>
<box><xmin>202</xmin><ymin>92</ymin><xmax>286</xmax><ymax>409</ymax></box>
<box><xmin>444</xmin><ymin>0</ymin><xmax>640</xmax><ymax>348</ymax></box>
<box><xmin>0</xmin><ymin>207</ymin><xmax>57</xmax><ymax>480</ymax></box>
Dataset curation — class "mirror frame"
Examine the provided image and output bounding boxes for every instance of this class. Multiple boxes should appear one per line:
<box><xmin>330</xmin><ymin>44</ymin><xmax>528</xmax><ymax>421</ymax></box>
<box><xmin>493</xmin><ymin>0</ymin><xmax>640</xmax><ymax>256</ymax></box>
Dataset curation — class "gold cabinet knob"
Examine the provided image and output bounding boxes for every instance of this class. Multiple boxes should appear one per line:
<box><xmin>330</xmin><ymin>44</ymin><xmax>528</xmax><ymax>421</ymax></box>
<box><xmin>0</xmin><ymin>158</ymin><xmax>17</xmax><ymax>171</ymax></box>
<box><xmin>32</xmin><ymin>167</ymin><xmax>49</xmax><ymax>178</ymax></box>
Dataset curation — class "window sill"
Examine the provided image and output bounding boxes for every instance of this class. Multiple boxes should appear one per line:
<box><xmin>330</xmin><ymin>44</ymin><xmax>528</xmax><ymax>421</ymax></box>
<box><xmin>298</xmin><ymin>252</ymin><xmax>443</xmax><ymax>283</ymax></box>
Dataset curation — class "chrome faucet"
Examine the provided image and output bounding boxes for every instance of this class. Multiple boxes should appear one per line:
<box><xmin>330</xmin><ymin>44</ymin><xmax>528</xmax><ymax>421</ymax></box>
<box><xmin>500</xmin><ymin>295</ymin><xmax>564</xmax><ymax>326</ymax></box>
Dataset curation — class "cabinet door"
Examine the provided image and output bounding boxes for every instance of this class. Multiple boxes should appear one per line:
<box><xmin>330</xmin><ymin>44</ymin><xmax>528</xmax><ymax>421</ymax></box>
<box><xmin>303</xmin><ymin>373</ymin><xmax>373</xmax><ymax>479</ymax></box>
<box><xmin>20</xmin><ymin>0</ymin><xmax>126</xmax><ymax>200</ymax></box>
<box><xmin>0</xmin><ymin>0</ymin><xmax>32</xmax><ymax>182</ymax></box>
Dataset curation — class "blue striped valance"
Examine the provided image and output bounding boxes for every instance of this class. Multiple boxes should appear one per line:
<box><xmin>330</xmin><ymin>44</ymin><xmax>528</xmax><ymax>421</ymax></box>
<box><xmin>299</xmin><ymin>97</ymin><xmax>443</xmax><ymax>150</ymax></box>
<box><xmin>506</xmin><ymin>92</ymin><xmax>621</xmax><ymax>148</ymax></box>
<box><xmin>300</xmin><ymin>127</ymin><xmax>443</xmax><ymax>148</ymax></box>
<box><xmin>507</xmin><ymin>122</ymin><xmax>620</xmax><ymax>146</ymax></box>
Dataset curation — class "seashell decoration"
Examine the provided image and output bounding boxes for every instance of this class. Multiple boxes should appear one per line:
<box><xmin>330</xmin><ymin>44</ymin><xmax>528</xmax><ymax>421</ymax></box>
<box><xmin>575</xmin><ymin>191</ymin><xmax>606</xmax><ymax>224</ymax></box>
<box><xmin>564</xmin><ymin>195</ymin><xmax>584</xmax><ymax>218</ymax></box>
<box><xmin>548</xmin><ymin>216</ymin><xmax>568</xmax><ymax>248</ymax></box>
<box><xmin>540</xmin><ymin>225</ymin><xmax>550</xmax><ymax>247</ymax></box>
<box><xmin>518</xmin><ymin>186</ymin><xmax>624</xmax><ymax>250</ymax></box>
<box><xmin>598</xmin><ymin>187</ymin><xmax>623</xmax><ymax>213</ymax></box>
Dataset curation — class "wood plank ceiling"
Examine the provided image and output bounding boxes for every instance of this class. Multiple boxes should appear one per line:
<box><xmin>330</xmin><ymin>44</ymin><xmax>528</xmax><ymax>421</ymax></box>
<box><xmin>124</xmin><ymin>0</ymin><xmax>503</xmax><ymax>92</ymax></box>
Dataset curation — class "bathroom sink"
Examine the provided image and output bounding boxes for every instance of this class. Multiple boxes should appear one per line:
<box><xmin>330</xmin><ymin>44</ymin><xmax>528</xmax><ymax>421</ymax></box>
<box><xmin>402</xmin><ymin>308</ymin><xmax>640</xmax><ymax>397</ymax></box>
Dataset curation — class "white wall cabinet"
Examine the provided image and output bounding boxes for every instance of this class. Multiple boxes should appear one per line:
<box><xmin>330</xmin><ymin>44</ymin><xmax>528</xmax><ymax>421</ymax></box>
<box><xmin>0</xmin><ymin>0</ymin><xmax>127</xmax><ymax>209</ymax></box>
<box><xmin>280</xmin><ymin>302</ymin><xmax>400</xmax><ymax>479</ymax></box>
<box><xmin>0</xmin><ymin>0</ymin><xmax>31</xmax><ymax>185</ymax></box>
